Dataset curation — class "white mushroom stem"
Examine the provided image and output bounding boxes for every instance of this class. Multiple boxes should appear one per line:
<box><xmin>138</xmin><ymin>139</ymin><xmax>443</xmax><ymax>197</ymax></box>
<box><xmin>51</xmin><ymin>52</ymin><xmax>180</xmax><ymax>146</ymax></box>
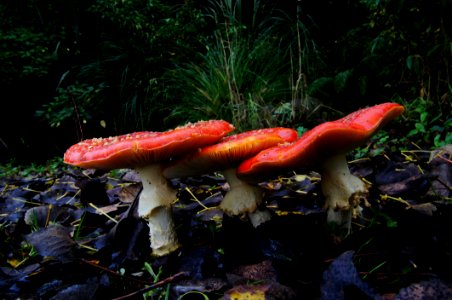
<box><xmin>136</xmin><ymin>164</ymin><xmax>180</xmax><ymax>256</ymax></box>
<box><xmin>219</xmin><ymin>168</ymin><xmax>272</xmax><ymax>227</ymax></box>
<box><xmin>320</xmin><ymin>154</ymin><xmax>370</xmax><ymax>228</ymax></box>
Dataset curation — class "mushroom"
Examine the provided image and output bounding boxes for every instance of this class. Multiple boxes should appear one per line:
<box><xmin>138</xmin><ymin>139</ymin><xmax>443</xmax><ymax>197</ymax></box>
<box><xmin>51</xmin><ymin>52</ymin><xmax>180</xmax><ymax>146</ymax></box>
<box><xmin>64</xmin><ymin>120</ymin><xmax>234</xmax><ymax>256</ymax></box>
<box><xmin>163</xmin><ymin>127</ymin><xmax>298</xmax><ymax>227</ymax></box>
<box><xmin>237</xmin><ymin>103</ymin><xmax>404</xmax><ymax>229</ymax></box>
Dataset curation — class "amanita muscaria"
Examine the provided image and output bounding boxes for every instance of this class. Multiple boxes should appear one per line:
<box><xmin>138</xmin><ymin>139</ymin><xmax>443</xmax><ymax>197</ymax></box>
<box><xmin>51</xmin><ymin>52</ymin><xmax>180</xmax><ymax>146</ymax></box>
<box><xmin>237</xmin><ymin>103</ymin><xmax>405</xmax><ymax>228</ymax></box>
<box><xmin>163</xmin><ymin>127</ymin><xmax>298</xmax><ymax>227</ymax></box>
<box><xmin>64</xmin><ymin>120</ymin><xmax>234</xmax><ymax>256</ymax></box>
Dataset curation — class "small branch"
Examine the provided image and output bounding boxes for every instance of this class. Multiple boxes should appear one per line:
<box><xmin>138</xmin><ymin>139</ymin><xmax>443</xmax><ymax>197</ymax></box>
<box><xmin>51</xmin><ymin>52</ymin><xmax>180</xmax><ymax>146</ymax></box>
<box><xmin>88</xmin><ymin>202</ymin><xmax>118</xmax><ymax>224</ymax></box>
<box><xmin>185</xmin><ymin>187</ymin><xmax>209</xmax><ymax>210</ymax></box>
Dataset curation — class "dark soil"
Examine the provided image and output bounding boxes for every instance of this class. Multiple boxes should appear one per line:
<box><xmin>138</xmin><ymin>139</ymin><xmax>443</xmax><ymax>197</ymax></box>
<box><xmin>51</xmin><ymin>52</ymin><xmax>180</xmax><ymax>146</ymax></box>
<box><xmin>0</xmin><ymin>146</ymin><xmax>451</xmax><ymax>299</ymax></box>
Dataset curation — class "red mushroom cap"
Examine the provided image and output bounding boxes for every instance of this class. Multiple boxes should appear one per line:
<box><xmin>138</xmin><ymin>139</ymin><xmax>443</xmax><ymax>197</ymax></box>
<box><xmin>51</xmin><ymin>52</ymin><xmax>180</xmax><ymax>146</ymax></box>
<box><xmin>64</xmin><ymin>120</ymin><xmax>235</xmax><ymax>170</ymax></box>
<box><xmin>237</xmin><ymin>102</ymin><xmax>404</xmax><ymax>181</ymax></box>
<box><xmin>163</xmin><ymin>127</ymin><xmax>298</xmax><ymax>178</ymax></box>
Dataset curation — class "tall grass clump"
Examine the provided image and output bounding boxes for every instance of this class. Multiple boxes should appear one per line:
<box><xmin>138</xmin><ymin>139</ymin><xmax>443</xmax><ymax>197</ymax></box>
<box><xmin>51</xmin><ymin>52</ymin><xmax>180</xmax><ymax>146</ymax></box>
<box><xmin>169</xmin><ymin>0</ymin><xmax>321</xmax><ymax>131</ymax></box>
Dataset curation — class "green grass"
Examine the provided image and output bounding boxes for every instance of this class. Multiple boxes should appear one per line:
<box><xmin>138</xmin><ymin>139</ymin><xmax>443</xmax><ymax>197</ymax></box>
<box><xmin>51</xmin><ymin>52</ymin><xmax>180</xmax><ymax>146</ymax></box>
<box><xmin>168</xmin><ymin>0</ymin><xmax>320</xmax><ymax>131</ymax></box>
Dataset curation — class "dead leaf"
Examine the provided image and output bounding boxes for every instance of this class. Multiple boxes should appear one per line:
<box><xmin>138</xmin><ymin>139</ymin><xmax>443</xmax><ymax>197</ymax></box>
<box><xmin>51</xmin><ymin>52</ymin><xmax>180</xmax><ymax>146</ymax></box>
<box><xmin>427</xmin><ymin>147</ymin><xmax>452</xmax><ymax>198</ymax></box>
<box><xmin>376</xmin><ymin>163</ymin><xmax>428</xmax><ymax>196</ymax></box>
<box><xmin>24</xmin><ymin>205</ymin><xmax>75</xmax><ymax>227</ymax></box>
<box><xmin>116</xmin><ymin>182</ymin><xmax>141</xmax><ymax>203</ymax></box>
<box><xmin>408</xmin><ymin>203</ymin><xmax>437</xmax><ymax>216</ymax></box>
<box><xmin>221</xmin><ymin>282</ymin><xmax>295</xmax><ymax>300</ymax></box>
<box><xmin>321</xmin><ymin>251</ymin><xmax>379</xmax><ymax>300</ymax></box>
<box><xmin>48</xmin><ymin>280</ymin><xmax>98</xmax><ymax>300</ymax></box>
<box><xmin>222</xmin><ymin>285</ymin><xmax>266</xmax><ymax>300</ymax></box>
<box><xmin>395</xmin><ymin>279</ymin><xmax>452</xmax><ymax>300</ymax></box>
<box><xmin>25</xmin><ymin>224</ymin><xmax>76</xmax><ymax>260</ymax></box>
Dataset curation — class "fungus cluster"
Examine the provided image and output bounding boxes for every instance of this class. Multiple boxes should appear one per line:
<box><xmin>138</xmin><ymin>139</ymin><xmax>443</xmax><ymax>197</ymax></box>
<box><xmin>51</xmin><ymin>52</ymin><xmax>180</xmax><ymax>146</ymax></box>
<box><xmin>64</xmin><ymin>102</ymin><xmax>404</xmax><ymax>256</ymax></box>
<box><xmin>237</xmin><ymin>102</ymin><xmax>405</xmax><ymax>228</ymax></box>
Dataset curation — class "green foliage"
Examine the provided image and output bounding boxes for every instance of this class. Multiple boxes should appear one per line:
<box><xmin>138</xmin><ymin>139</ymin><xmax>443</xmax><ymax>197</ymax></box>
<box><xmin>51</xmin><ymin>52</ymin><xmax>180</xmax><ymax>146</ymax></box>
<box><xmin>311</xmin><ymin>0</ymin><xmax>452</xmax><ymax>109</ymax></box>
<box><xmin>35</xmin><ymin>0</ymin><xmax>206</xmax><ymax>132</ymax></box>
<box><xmin>296</xmin><ymin>126</ymin><xmax>308</xmax><ymax>136</ymax></box>
<box><xmin>0</xmin><ymin>0</ymin><xmax>66</xmax><ymax>86</ymax></box>
<box><xmin>0</xmin><ymin>157</ymin><xmax>65</xmax><ymax>178</ymax></box>
<box><xmin>368</xmin><ymin>0</ymin><xmax>451</xmax><ymax>101</ymax></box>
<box><xmin>142</xmin><ymin>262</ymin><xmax>168</xmax><ymax>299</ymax></box>
<box><xmin>0</xmin><ymin>27</ymin><xmax>58</xmax><ymax>84</ymax></box>
<box><xmin>35</xmin><ymin>81</ymin><xmax>107</xmax><ymax>128</ymax></box>
<box><xmin>353</xmin><ymin>95</ymin><xmax>451</xmax><ymax>161</ymax></box>
<box><xmin>353</xmin><ymin>130</ymin><xmax>392</xmax><ymax>159</ymax></box>
<box><xmin>168</xmin><ymin>0</ymin><xmax>321</xmax><ymax>131</ymax></box>
<box><xmin>399</xmin><ymin>97</ymin><xmax>451</xmax><ymax>149</ymax></box>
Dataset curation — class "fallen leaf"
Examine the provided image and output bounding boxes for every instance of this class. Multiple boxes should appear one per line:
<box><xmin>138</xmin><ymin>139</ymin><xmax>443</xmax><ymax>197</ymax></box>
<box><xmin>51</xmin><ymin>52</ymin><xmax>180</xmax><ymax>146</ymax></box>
<box><xmin>25</xmin><ymin>224</ymin><xmax>76</xmax><ymax>260</ymax></box>
<box><xmin>24</xmin><ymin>205</ymin><xmax>75</xmax><ymax>228</ymax></box>
<box><xmin>321</xmin><ymin>251</ymin><xmax>379</xmax><ymax>300</ymax></box>
<box><xmin>395</xmin><ymin>279</ymin><xmax>452</xmax><ymax>300</ymax></box>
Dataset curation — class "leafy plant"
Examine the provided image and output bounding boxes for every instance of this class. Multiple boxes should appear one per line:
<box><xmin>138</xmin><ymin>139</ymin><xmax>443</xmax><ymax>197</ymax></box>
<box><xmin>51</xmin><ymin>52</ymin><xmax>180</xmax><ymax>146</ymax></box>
<box><xmin>35</xmin><ymin>81</ymin><xmax>107</xmax><ymax>128</ymax></box>
<box><xmin>0</xmin><ymin>27</ymin><xmax>58</xmax><ymax>85</ymax></box>
<box><xmin>398</xmin><ymin>97</ymin><xmax>451</xmax><ymax>149</ymax></box>
<box><xmin>307</xmin><ymin>0</ymin><xmax>452</xmax><ymax>111</ymax></box>
<box><xmin>142</xmin><ymin>262</ymin><xmax>168</xmax><ymax>299</ymax></box>
<box><xmin>352</xmin><ymin>95</ymin><xmax>451</xmax><ymax>160</ymax></box>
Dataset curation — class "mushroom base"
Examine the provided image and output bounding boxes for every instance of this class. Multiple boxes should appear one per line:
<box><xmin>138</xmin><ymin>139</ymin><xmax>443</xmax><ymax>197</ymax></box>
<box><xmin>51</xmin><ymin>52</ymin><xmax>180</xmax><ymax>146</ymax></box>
<box><xmin>320</xmin><ymin>154</ymin><xmax>370</xmax><ymax>228</ymax></box>
<box><xmin>136</xmin><ymin>164</ymin><xmax>180</xmax><ymax>256</ymax></box>
<box><xmin>219</xmin><ymin>168</ymin><xmax>271</xmax><ymax>227</ymax></box>
<box><xmin>248</xmin><ymin>209</ymin><xmax>272</xmax><ymax>228</ymax></box>
<box><xmin>146</xmin><ymin>206</ymin><xmax>180</xmax><ymax>256</ymax></box>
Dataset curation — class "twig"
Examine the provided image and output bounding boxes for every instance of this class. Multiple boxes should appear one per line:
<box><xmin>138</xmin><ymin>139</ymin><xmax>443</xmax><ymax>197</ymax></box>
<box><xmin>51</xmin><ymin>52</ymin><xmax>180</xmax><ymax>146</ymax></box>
<box><xmin>45</xmin><ymin>204</ymin><xmax>52</xmax><ymax>227</ymax></box>
<box><xmin>88</xmin><ymin>202</ymin><xmax>118</xmax><ymax>223</ymax></box>
<box><xmin>380</xmin><ymin>194</ymin><xmax>411</xmax><ymax>207</ymax></box>
<box><xmin>185</xmin><ymin>187</ymin><xmax>209</xmax><ymax>211</ymax></box>
<box><xmin>11</xmin><ymin>197</ymin><xmax>41</xmax><ymax>206</ymax></box>
<box><xmin>112</xmin><ymin>271</ymin><xmax>189</xmax><ymax>300</ymax></box>
<box><xmin>65</xmin><ymin>189</ymin><xmax>80</xmax><ymax>205</ymax></box>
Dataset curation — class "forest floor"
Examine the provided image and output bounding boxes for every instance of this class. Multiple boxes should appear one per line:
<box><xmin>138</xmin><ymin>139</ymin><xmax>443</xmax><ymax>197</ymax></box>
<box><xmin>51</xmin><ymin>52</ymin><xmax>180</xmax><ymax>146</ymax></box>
<box><xmin>0</xmin><ymin>145</ymin><xmax>451</xmax><ymax>300</ymax></box>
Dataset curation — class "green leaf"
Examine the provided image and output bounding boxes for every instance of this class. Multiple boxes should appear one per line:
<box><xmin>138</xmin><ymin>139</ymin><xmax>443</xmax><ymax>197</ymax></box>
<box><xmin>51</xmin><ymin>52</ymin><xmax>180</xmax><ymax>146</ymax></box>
<box><xmin>433</xmin><ymin>134</ymin><xmax>442</xmax><ymax>148</ymax></box>
<box><xmin>415</xmin><ymin>123</ymin><xmax>426</xmax><ymax>133</ymax></box>
<box><xmin>406</xmin><ymin>55</ymin><xmax>413</xmax><ymax>70</ymax></box>
<box><xmin>407</xmin><ymin>129</ymin><xmax>418</xmax><ymax>137</ymax></box>
<box><xmin>334</xmin><ymin>69</ymin><xmax>353</xmax><ymax>93</ymax></box>
<box><xmin>445</xmin><ymin>132</ymin><xmax>452</xmax><ymax>144</ymax></box>
<box><xmin>420</xmin><ymin>111</ymin><xmax>429</xmax><ymax>123</ymax></box>
<box><xmin>430</xmin><ymin>125</ymin><xmax>443</xmax><ymax>132</ymax></box>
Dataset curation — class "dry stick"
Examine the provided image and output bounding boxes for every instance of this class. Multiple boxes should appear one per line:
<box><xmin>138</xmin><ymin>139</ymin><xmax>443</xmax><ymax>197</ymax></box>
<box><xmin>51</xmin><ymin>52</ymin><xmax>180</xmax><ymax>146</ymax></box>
<box><xmin>185</xmin><ymin>187</ymin><xmax>209</xmax><ymax>211</ymax></box>
<box><xmin>88</xmin><ymin>202</ymin><xmax>118</xmax><ymax>224</ymax></box>
<box><xmin>45</xmin><ymin>204</ymin><xmax>52</xmax><ymax>227</ymax></box>
<box><xmin>112</xmin><ymin>271</ymin><xmax>189</xmax><ymax>300</ymax></box>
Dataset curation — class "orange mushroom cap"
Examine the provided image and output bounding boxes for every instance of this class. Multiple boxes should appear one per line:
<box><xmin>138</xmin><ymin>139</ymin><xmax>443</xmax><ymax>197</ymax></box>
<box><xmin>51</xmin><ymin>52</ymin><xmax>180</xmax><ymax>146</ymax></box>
<box><xmin>64</xmin><ymin>120</ymin><xmax>235</xmax><ymax>170</ymax></box>
<box><xmin>237</xmin><ymin>102</ymin><xmax>405</xmax><ymax>181</ymax></box>
<box><xmin>163</xmin><ymin>127</ymin><xmax>298</xmax><ymax>178</ymax></box>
